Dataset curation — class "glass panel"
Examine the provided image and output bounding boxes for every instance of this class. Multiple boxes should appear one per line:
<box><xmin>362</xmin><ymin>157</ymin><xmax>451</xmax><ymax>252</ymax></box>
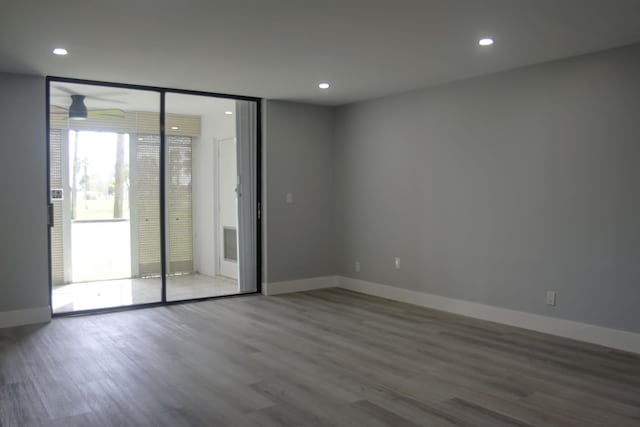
<box><xmin>49</xmin><ymin>82</ymin><xmax>162</xmax><ymax>313</ymax></box>
<box><xmin>165</xmin><ymin>93</ymin><xmax>248</xmax><ymax>300</ymax></box>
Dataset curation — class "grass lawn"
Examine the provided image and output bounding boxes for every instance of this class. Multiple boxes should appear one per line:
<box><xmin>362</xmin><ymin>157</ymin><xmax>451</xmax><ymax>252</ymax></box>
<box><xmin>75</xmin><ymin>199</ymin><xmax>130</xmax><ymax>220</ymax></box>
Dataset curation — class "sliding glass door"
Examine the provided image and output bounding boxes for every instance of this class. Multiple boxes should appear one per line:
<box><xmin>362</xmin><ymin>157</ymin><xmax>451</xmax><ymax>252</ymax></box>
<box><xmin>48</xmin><ymin>79</ymin><xmax>259</xmax><ymax>314</ymax></box>
<box><xmin>164</xmin><ymin>93</ymin><xmax>258</xmax><ymax>301</ymax></box>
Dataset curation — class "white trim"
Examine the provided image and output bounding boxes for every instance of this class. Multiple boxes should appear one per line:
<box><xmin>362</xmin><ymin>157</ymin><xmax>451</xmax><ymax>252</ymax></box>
<box><xmin>214</xmin><ymin>136</ymin><xmax>221</xmax><ymax>277</ymax></box>
<box><xmin>262</xmin><ymin>276</ymin><xmax>337</xmax><ymax>296</ymax></box>
<box><xmin>337</xmin><ymin>276</ymin><xmax>640</xmax><ymax>354</ymax></box>
<box><xmin>0</xmin><ymin>307</ymin><xmax>51</xmax><ymax>329</ymax></box>
<box><xmin>129</xmin><ymin>134</ymin><xmax>139</xmax><ymax>278</ymax></box>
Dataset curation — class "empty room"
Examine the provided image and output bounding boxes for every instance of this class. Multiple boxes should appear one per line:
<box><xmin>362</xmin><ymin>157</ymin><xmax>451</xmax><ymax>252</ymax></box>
<box><xmin>1</xmin><ymin>1</ymin><xmax>640</xmax><ymax>426</ymax></box>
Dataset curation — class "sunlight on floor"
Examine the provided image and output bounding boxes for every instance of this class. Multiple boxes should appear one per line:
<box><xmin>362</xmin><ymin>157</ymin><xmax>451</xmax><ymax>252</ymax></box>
<box><xmin>52</xmin><ymin>274</ymin><xmax>238</xmax><ymax>313</ymax></box>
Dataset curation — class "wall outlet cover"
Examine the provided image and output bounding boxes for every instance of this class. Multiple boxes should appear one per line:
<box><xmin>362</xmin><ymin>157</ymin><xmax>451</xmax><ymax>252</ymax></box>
<box><xmin>51</xmin><ymin>189</ymin><xmax>64</xmax><ymax>200</ymax></box>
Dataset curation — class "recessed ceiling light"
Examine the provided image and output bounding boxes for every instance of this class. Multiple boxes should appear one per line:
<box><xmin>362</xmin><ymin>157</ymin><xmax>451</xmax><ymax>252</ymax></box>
<box><xmin>53</xmin><ymin>48</ymin><xmax>68</xmax><ymax>55</ymax></box>
<box><xmin>318</xmin><ymin>82</ymin><xmax>330</xmax><ymax>89</ymax></box>
<box><xmin>479</xmin><ymin>38</ymin><xmax>494</xmax><ymax>46</ymax></box>
<box><xmin>224</xmin><ymin>111</ymin><xmax>233</xmax><ymax>115</ymax></box>
<box><xmin>171</xmin><ymin>126</ymin><xmax>179</xmax><ymax>130</ymax></box>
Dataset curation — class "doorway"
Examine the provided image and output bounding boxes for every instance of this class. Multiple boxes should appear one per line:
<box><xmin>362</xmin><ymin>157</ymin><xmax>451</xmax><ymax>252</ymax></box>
<box><xmin>69</xmin><ymin>131</ymin><xmax>131</xmax><ymax>282</ymax></box>
<box><xmin>217</xmin><ymin>136</ymin><xmax>238</xmax><ymax>281</ymax></box>
<box><xmin>48</xmin><ymin>78</ymin><xmax>260</xmax><ymax>314</ymax></box>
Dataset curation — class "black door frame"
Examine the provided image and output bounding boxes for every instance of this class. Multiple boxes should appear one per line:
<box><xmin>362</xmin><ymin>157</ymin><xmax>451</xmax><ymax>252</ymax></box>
<box><xmin>46</xmin><ymin>76</ymin><xmax>262</xmax><ymax>317</ymax></box>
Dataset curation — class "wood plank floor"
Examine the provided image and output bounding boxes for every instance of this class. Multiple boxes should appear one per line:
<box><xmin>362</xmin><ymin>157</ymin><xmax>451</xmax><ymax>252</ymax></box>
<box><xmin>1</xmin><ymin>288</ymin><xmax>639</xmax><ymax>426</ymax></box>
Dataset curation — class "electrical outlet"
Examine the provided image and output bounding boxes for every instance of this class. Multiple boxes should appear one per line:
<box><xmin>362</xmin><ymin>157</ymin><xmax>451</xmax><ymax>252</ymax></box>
<box><xmin>355</xmin><ymin>261</ymin><xmax>361</xmax><ymax>273</ymax></box>
<box><xmin>50</xmin><ymin>189</ymin><xmax>64</xmax><ymax>200</ymax></box>
<box><xmin>285</xmin><ymin>193</ymin><xmax>294</xmax><ymax>204</ymax></box>
<box><xmin>394</xmin><ymin>257</ymin><xmax>401</xmax><ymax>269</ymax></box>
<box><xmin>546</xmin><ymin>291</ymin><xmax>556</xmax><ymax>306</ymax></box>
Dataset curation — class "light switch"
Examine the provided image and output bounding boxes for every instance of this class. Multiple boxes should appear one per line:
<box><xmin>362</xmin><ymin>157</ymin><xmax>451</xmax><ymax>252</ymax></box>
<box><xmin>546</xmin><ymin>291</ymin><xmax>557</xmax><ymax>306</ymax></box>
<box><xmin>286</xmin><ymin>193</ymin><xmax>294</xmax><ymax>204</ymax></box>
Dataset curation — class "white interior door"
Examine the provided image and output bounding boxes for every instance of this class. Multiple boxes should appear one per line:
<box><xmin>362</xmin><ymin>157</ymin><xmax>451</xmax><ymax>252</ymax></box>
<box><xmin>217</xmin><ymin>137</ymin><xmax>238</xmax><ymax>280</ymax></box>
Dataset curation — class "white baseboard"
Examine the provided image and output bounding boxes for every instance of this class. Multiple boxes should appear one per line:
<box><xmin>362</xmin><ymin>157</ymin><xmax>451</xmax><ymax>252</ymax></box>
<box><xmin>0</xmin><ymin>307</ymin><xmax>51</xmax><ymax>329</ymax></box>
<box><xmin>261</xmin><ymin>275</ymin><xmax>640</xmax><ymax>353</ymax></box>
<box><xmin>337</xmin><ymin>276</ymin><xmax>640</xmax><ymax>354</ymax></box>
<box><xmin>262</xmin><ymin>276</ymin><xmax>338</xmax><ymax>296</ymax></box>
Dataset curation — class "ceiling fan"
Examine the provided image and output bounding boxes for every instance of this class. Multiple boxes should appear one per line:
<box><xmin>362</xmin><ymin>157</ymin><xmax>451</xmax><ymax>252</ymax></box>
<box><xmin>50</xmin><ymin>86</ymin><xmax>126</xmax><ymax>120</ymax></box>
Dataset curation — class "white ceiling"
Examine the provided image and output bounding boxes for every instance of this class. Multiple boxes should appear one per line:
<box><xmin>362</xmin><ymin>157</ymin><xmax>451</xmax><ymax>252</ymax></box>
<box><xmin>2</xmin><ymin>0</ymin><xmax>640</xmax><ymax>106</ymax></box>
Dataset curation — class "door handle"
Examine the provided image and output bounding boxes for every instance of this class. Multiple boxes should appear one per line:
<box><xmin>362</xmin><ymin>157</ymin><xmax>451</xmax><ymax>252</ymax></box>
<box><xmin>48</xmin><ymin>203</ymin><xmax>54</xmax><ymax>227</ymax></box>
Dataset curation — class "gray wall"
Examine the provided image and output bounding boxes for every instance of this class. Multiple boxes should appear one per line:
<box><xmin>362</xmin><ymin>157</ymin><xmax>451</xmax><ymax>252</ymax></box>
<box><xmin>2</xmin><ymin>44</ymin><xmax>639</xmax><ymax>337</ymax></box>
<box><xmin>0</xmin><ymin>73</ymin><xmax>49</xmax><ymax>311</ymax></box>
<box><xmin>263</xmin><ymin>101</ymin><xmax>335</xmax><ymax>282</ymax></box>
<box><xmin>335</xmin><ymin>44</ymin><xmax>640</xmax><ymax>333</ymax></box>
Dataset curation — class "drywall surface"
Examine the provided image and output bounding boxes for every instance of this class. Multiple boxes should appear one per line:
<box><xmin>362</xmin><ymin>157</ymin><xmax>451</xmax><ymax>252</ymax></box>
<box><xmin>192</xmin><ymin>121</ymin><xmax>217</xmax><ymax>277</ymax></box>
<box><xmin>0</xmin><ymin>73</ymin><xmax>49</xmax><ymax>312</ymax></box>
<box><xmin>335</xmin><ymin>44</ymin><xmax>640</xmax><ymax>333</ymax></box>
<box><xmin>263</xmin><ymin>101</ymin><xmax>335</xmax><ymax>282</ymax></box>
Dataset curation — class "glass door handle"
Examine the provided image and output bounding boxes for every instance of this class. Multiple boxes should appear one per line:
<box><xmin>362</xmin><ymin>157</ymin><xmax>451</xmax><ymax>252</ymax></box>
<box><xmin>48</xmin><ymin>203</ymin><xmax>54</xmax><ymax>227</ymax></box>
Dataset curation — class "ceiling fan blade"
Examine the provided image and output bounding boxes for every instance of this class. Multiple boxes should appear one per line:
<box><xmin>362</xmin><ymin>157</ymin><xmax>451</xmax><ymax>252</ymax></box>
<box><xmin>53</xmin><ymin>85</ymin><xmax>79</xmax><ymax>96</ymax></box>
<box><xmin>51</xmin><ymin>96</ymin><xmax>126</xmax><ymax>105</ymax></box>
<box><xmin>86</xmin><ymin>96</ymin><xmax>126</xmax><ymax>104</ymax></box>
<box><xmin>51</xmin><ymin>89</ymin><xmax>127</xmax><ymax>104</ymax></box>
<box><xmin>87</xmin><ymin>109</ymin><xmax>126</xmax><ymax>119</ymax></box>
<box><xmin>50</xmin><ymin>105</ymin><xmax>68</xmax><ymax>113</ymax></box>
